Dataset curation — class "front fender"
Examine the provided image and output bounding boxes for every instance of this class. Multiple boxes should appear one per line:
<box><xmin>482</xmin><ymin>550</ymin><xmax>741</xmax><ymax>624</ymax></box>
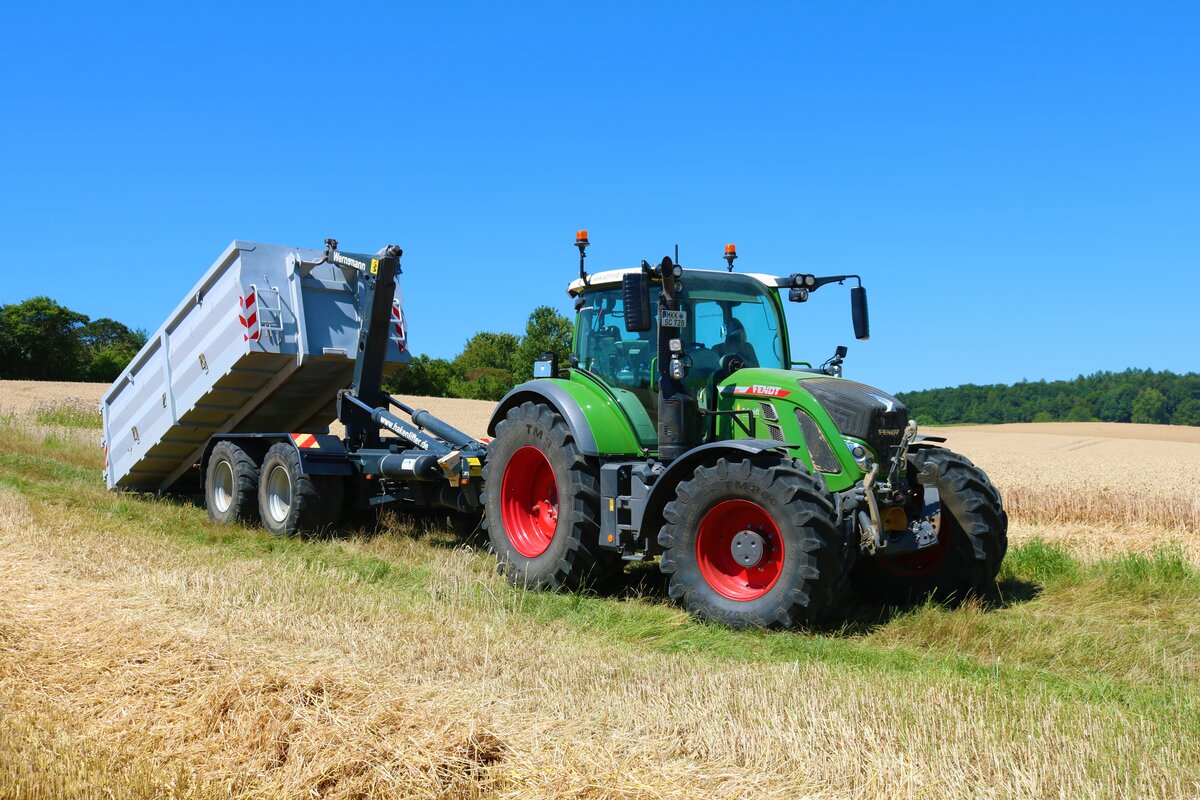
<box><xmin>488</xmin><ymin>379</ymin><xmax>642</xmax><ymax>457</ymax></box>
<box><xmin>640</xmin><ymin>439</ymin><xmax>789</xmax><ymax>553</ymax></box>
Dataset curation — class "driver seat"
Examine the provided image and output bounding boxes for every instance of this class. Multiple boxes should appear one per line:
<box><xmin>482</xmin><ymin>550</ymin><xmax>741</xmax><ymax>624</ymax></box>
<box><xmin>713</xmin><ymin>319</ymin><xmax>759</xmax><ymax>368</ymax></box>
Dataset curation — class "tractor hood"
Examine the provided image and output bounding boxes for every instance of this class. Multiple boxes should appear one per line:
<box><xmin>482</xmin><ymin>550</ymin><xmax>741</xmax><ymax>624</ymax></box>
<box><xmin>721</xmin><ymin>369</ymin><xmax>909</xmax><ymax>461</ymax></box>
<box><xmin>793</xmin><ymin>375</ymin><xmax>910</xmax><ymax>460</ymax></box>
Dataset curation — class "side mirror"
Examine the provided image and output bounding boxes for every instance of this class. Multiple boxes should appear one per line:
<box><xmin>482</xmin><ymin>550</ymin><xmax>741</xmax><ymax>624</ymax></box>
<box><xmin>851</xmin><ymin>286</ymin><xmax>870</xmax><ymax>340</ymax></box>
<box><xmin>622</xmin><ymin>273</ymin><xmax>652</xmax><ymax>332</ymax></box>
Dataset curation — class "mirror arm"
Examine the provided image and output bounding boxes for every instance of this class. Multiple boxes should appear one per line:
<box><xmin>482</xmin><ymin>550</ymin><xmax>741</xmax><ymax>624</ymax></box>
<box><xmin>807</xmin><ymin>273</ymin><xmax>862</xmax><ymax>291</ymax></box>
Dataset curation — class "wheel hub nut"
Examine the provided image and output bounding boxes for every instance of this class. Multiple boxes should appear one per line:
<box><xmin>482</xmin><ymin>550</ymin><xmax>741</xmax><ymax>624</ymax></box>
<box><xmin>731</xmin><ymin>529</ymin><xmax>765</xmax><ymax>567</ymax></box>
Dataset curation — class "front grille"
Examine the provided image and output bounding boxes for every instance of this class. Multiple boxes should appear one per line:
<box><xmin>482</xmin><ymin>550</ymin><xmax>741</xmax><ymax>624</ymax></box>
<box><xmin>798</xmin><ymin>377</ymin><xmax>909</xmax><ymax>462</ymax></box>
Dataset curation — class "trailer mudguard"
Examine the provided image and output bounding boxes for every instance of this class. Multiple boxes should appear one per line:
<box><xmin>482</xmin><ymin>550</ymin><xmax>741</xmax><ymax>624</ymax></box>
<box><xmin>202</xmin><ymin>433</ymin><xmax>355</xmax><ymax>479</ymax></box>
<box><xmin>638</xmin><ymin>439</ymin><xmax>790</xmax><ymax>552</ymax></box>
<box><xmin>488</xmin><ymin>379</ymin><xmax>642</xmax><ymax>457</ymax></box>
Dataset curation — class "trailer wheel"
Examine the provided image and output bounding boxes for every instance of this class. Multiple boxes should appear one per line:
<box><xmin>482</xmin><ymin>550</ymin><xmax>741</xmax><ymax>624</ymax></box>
<box><xmin>658</xmin><ymin>457</ymin><xmax>846</xmax><ymax>628</ymax></box>
<box><xmin>852</xmin><ymin>447</ymin><xmax>1007</xmax><ymax>603</ymax></box>
<box><xmin>205</xmin><ymin>441</ymin><xmax>259</xmax><ymax>524</ymax></box>
<box><xmin>482</xmin><ymin>401</ymin><xmax>620</xmax><ymax>590</ymax></box>
<box><xmin>257</xmin><ymin>442</ymin><xmax>344</xmax><ymax>536</ymax></box>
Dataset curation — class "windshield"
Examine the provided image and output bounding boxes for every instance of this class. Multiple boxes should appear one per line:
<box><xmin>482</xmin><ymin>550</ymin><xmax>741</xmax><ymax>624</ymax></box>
<box><xmin>681</xmin><ymin>272</ymin><xmax>786</xmax><ymax>371</ymax></box>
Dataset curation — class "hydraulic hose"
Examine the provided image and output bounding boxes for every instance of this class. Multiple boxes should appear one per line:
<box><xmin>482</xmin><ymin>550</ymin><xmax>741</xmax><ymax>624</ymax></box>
<box><xmin>862</xmin><ymin>462</ymin><xmax>884</xmax><ymax>552</ymax></box>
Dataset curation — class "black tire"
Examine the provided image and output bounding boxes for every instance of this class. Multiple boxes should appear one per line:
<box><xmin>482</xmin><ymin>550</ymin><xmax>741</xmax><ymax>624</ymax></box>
<box><xmin>481</xmin><ymin>401</ymin><xmax>622</xmax><ymax>590</ymax></box>
<box><xmin>852</xmin><ymin>447</ymin><xmax>1008</xmax><ymax>603</ymax></box>
<box><xmin>448</xmin><ymin>511</ymin><xmax>484</xmax><ymax>540</ymax></box>
<box><xmin>657</xmin><ymin>457</ymin><xmax>846</xmax><ymax>628</ymax></box>
<box><xmin>205</xmin><ymin>441</ymin><xmax>259</xmax><ymax>524</ymax></box>
<box><xmin>257</xmin><ymin>442</ymin><xmax>344</xmax><ymax>536</ymax></box>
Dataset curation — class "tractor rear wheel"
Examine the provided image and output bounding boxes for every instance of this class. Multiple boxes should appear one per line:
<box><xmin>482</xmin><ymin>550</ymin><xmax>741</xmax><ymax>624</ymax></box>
<box><xmin>482</xmin><ymin>401</ymin><xmax>621</xmax><ymax>590</ymax></box>
<box><xmin>657</xmin><ymin>457</ymin><xmax>846</xmax><ymax>628</ymax></box>
<box><xmin>205</xmin><ymin>441</ymin><xmax>259</xmax><ymax>524</ymax></box>
<box><xmin>257</xmin><ymin>442</ymin><xmax>344</xmax><ymax>536</ymax></box>
<box><xmin>852</xmin><ymin>447</ymin><xmax>1007</xmax><ymax>603</ymax></box>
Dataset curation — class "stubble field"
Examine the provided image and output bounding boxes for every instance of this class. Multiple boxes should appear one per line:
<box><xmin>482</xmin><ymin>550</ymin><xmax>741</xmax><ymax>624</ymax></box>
<box><xmin>0</xmin><ymin>381</ymin><xmax>1197</xmax><ymax>799</ymax></box>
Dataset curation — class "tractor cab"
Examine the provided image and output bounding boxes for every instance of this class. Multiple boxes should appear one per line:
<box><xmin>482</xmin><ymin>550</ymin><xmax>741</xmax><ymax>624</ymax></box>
<box><xmin>568</xmin><ymin>268</ymin><xmax>791</xmax><ymax>449</ymax></box>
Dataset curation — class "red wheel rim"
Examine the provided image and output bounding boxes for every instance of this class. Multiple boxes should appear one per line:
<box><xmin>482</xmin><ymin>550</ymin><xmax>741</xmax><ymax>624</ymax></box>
<box><xmin>500</xmin><ymin>446</ymin><xmax>559</xmax><ymax>558</ymax></box>
<box><xmin>695</xmin><ymin>499</ymin><xmax>784</xmax><ymax>601</ymax></box>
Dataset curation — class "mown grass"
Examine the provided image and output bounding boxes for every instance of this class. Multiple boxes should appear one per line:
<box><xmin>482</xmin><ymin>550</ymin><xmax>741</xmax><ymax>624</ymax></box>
<box><xmin>1</xmin><ymin>417</ymin><xmax>1196</xmax><ymax>707</ymax></box>
<box><xmin>31</xmin><ymin>398</ymin><xmax>102</xmax><ymax>430</ymax></box>
<box><xmin>1</xmin><ymin>414</ymin><xmax>1197</xmax><ymax>798</ymax></box>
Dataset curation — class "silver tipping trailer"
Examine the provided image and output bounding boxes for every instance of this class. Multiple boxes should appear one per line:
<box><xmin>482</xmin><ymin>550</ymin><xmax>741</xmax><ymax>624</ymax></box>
<box><xmin>100</xmin><ymin>240</ymin><xmax>410</xmax><ymax>491</ymax></box>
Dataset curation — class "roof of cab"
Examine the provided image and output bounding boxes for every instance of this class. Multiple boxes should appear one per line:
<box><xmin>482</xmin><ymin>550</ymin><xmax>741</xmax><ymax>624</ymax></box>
<box><xmin>567</xmin><ymin>268</ymin><xmax>788</xmax><ymax>297</ymax></box>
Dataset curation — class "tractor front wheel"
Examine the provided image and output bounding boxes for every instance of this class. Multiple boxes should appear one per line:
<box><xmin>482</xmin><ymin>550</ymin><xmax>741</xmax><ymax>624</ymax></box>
<box><xmin>658</xmin><ymin>457</ymin><xmax>846</xmax><ymax>628</ymax></box>
<box><xmin>852</xmin><ymin>447</ymin><xmax>1007</xmax><ymax>603</ymax></box>
<box><xmin>482</xmin><ymin>401</ymin><xmax>620</xmax><ymax>590</ymax></box>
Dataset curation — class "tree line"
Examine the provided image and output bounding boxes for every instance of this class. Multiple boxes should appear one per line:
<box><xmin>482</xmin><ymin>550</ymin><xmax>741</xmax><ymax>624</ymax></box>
<box><xmin>0</xmin><ymin>297</ymin><xmax>148</xmax><ymax>383</ymax></box>
<box><xmin>896</xmin><ymin>369</ymin><xmax>1200</xmax><ymax>427</ymax></box>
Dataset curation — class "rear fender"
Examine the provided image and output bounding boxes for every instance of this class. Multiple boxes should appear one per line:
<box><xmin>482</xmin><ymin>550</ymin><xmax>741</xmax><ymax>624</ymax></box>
<box><xmin>488</xmin><ymin>379</ymin><xmax>642</xmax><ymax>457</ymax></box>
<box><xmin>202</xmin><ymin>433</ymin><xmax>353</xmax><ymax>480</ymax></box>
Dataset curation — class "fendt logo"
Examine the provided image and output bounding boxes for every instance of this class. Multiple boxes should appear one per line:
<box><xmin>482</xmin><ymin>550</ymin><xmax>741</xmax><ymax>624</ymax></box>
<box><xmin>735</xmin><ymin>385</ymin><xmax>792</xmax><ymax>398</ymax></box>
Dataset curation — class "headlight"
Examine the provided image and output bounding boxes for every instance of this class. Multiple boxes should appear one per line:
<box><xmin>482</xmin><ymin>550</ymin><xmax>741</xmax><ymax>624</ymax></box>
<box><xmin>844</xmin><ymin>438</ymin><xmax>872</xmax><ymax>468</ymax></box>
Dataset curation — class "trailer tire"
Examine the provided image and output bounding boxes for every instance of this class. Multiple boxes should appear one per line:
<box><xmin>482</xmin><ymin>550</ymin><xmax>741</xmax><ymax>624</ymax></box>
<box><xmin>482</xmin><ymin>401</ymin><xmax>621</xmax><ymax>590</ymax></box>
<box><xmin>258</xmin><ymin>442</ymin><xmax>344</xmax><ymax>536</ymax></box>
<box><xmin>205</xmin><ymin>441</ymin><xmax>259</xmax><ymax>524</ymax></box>
<box><xmin>852</xmin><ymin>447</ymin><xmax>1007</xmax><ymax>603</ymax></box>
<box><xmin>657</xmin><ymin>457</ymin><xmax>846</xmax><ymax>628</ymax></box>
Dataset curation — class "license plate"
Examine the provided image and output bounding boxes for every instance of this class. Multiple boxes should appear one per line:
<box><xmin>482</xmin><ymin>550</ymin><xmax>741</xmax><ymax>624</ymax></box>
<box><xmin>658</xmin><ymin>309</ymin><xmax>687</xmax><ymax>328</ymax></box>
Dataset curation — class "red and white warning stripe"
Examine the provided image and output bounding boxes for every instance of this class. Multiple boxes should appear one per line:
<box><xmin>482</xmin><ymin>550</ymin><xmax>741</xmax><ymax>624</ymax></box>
<box><xmin>290</xmin><ymin>433</ymin><xmax>320</xmax><ymax>449</ymax></box>
<box><xmin>238</xmin><ymin>290</ymin><xmax>260</xmax><ymax>341</ymax></box>
<box><xmin>391</xmin><ymin>300</ymin><xmax>407</xmax><ymax>352</ymax></box>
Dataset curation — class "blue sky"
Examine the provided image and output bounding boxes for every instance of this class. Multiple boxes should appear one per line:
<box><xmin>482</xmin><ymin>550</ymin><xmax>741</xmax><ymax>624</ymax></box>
<box><xmin>2</xmin><ymin>2</ymin><xmax>1197</xmax><ymax>393</ymax></box>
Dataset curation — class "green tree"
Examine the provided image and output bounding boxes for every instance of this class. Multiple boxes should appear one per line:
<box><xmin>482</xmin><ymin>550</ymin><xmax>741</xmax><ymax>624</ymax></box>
<box><xmin>513</xmin><ymin>305</ymin><xmax>573</xmax><ymax>382</ymax></box>
<box><xmin>385</xmin><ymin>354</ymin><xmax>458</xmax><ymax>397</ymax></box>
<box><xmin>1131</xmin><ymin>387</ymin><xmax>1168</xmax><ymax>424</ymax></box>
<box><xmin>450</xmin><ymin>331</ymin><xmax>521</xmax><ymax>401</ymax></box>
<box><xmin>0</xmin><ymin>297</ymin><xmax>88</xmax><ymax>380</ymax></box>
<box><xmin>897</xmin><ymin>369</ymin><xmax>1200</xmax><ymax>428</ymax></box>
<box><xmin>1065</xmin><ymin>401</ymin><xmax>1095</xmax><ymax>422</ymax></box>
<box><xmin>1170</xmin><ymin>398</ymin><xmax>1200</xmax><ymax>427</ymax></box>
<box><xmin>78</xmin><ymin>317</ymin><xmax>147</xmax><ymax>382</ymax></box>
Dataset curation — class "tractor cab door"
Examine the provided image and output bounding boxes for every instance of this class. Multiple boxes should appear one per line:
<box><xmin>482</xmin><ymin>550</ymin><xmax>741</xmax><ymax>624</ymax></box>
<box><xmin>574</xmin><ymin>287</ymin><xmax>659</xmax><ymax>447</ymax></box>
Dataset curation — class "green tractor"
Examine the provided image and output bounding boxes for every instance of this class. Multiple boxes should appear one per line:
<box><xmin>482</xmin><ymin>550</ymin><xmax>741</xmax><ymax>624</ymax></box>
<box><xmin>482</xmin><ymin>233</ymin><xmax>1007</xmax><ymax>627</ymax></box>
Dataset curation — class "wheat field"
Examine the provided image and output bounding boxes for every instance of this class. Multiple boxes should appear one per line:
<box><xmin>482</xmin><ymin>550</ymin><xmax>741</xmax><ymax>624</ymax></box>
<box><xmin>926</xmin><ymin>423</ymin><xmax>1200</xmax><ymax>561</ymax></box>
<box><xmin>1</xmin><ymin>382</ymin><xmax>1198</xmax><ymax>799</ymax></box>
